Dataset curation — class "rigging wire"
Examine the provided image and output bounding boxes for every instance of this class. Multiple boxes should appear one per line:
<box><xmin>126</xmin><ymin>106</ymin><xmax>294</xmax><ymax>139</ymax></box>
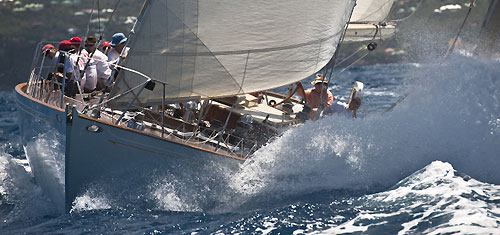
<box><xmin>444</xmin><ymin>0</ymin><xmax>477</xmax><ymax>58</ymax></box>
<box><xmin>97</xmin><ymin>0</ymin><xmax>101</xmax><ymax>35</ymax></box>
<box><xmin>95</xmin><ymin>0</ymin><xmax>147</xmax><ymax>112</ymax></box>
<box><xmin>85</xmin><ymin>0</ymin><xmax>124</xmax><ymax>113</ymax></box>
<box><xmin>314</xmin><ymin>0</ymin><xmax>386</xmax><ymax>119</ymax></box>
<box><xmin>385</xmin><ymin>0</ymin><xmax>478</xmax><ymax>114</ymax></box>
<box><xmin>68</xmin><ymin>0</ymin><xmax>99</xmax><ymax>106</ymax></box>
<box><xmin>480</xmin><ymin>0</ymin><xmax>499</xmax><ymax>29</ymax></box>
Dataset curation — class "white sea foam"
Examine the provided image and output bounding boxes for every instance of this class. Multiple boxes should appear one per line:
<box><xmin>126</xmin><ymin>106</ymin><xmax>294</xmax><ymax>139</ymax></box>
<box><xmin>363</xmin><ymin>90</ymin><xmax>398</xmax><ymax>97</ymax></box>
<box><xmin>29</xmin><ymin>131</ymin><xmax>65</xmax><ymax>187</ymax></box>
<box><xmin>0</xmin><ymin>152</ymin><xmax>55</xmax><ymax>220</ymax></box>
<box><xmin>319</xmin><ymin>161</ymin><xmax>500</xmax><ymax>234</ymax></box>
<box><xmin>71</xmin><ymin>192</ymin><xmax>111</xmax><ymax>212</ymax></box>
<box><xmin>150</xmin><ymin>178</ymin><xmax>202</xmax><ymax>212</ymax></box>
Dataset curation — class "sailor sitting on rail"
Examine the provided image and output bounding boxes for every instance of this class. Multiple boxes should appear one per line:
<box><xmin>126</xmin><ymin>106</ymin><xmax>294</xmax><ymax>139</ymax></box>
<box><xmin>42</xmin><ymin>42</ymin><xmax>72</xmax><ymax>79</ymax></box>
<box><xmin>68</xmin><ymin>37</ymin><xmax>90</xmax><ymax>92</ymax></box>
<box><xmin>54</xmin><ymin>40</ymin><xmax>75</xmax><ymax>79</ymax></box>
<box><xmin>101</xmin><ymin>41</ymin><xmax>111</xmax><ymax>56</ymax></box>
<box><xmin>42</xmin><ymin>40</ymin><xmax>81</xmax><ymax>97</ymax></box>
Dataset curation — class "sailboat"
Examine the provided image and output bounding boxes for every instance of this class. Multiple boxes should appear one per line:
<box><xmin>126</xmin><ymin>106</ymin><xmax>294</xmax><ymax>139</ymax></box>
<box><xmin>15</xmin><ymin>0</ymin><xmax>356</xmax><ymax>213</ymax></box>
<box><xmin>344</xmin><ymin>0</ymin><xmax>396</xmax><ymax>42</ymax></box>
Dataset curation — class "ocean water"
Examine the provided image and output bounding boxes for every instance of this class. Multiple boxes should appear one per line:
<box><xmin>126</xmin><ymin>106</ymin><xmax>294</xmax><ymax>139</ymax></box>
<box><xmin>1</xmin><ymin>57</ymin><xmax>500</xmax><ymax>234</ymax></box>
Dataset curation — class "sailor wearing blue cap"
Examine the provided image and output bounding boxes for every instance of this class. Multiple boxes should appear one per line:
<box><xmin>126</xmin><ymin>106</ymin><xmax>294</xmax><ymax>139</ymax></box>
<box><xmin>107</xmin><ymin>32</ymin><xmax>130</xmax><ymax>66</ymax></box>
<box><xmin>110</xmin><ymin>33</ymin><xmax>127</xmax><ymax>47</ymax></box>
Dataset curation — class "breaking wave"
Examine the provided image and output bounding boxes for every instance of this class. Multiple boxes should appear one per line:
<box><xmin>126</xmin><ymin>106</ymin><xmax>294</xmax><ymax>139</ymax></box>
<box><xmin>320</xmin><ymin>161</ymin><xmax>500</xmax><ymax>234</ymax></box>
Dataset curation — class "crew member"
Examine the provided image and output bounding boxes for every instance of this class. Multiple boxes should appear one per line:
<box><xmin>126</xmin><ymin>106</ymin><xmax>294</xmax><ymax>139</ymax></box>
<box><xmin>295</xmin><ymin>74</ymin><xmax>334</xmax><ymax>120</ymax></box>
<box><xmin>107</xmin><ymin>33</ymin><xmax>130</xmax><ymax>67</ymax></box>
<box><xmin>84</xmin><ymin>36</ymin><xmax>112</xmax><ymax>92</ymax></box>
<box><xmin>69</xmin><ymin>37</ymin><xmax>89</xmax><ymax>91</ymax></box>
<box><xmin>101</xmin><ymin>41</ymin><xmax>111</xmax><ymax>55</ymax></box>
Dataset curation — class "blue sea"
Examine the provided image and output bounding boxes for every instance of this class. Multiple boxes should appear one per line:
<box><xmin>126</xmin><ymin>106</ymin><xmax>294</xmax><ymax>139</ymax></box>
<box><xmin>1</xmin><ymin>57</ymin><xmax>500</xmax><ymax>234</ymax></box>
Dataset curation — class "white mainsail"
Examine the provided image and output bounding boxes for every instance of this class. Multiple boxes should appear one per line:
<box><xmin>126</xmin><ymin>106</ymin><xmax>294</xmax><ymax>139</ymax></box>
<box><xmin>108</xmin><ymin>0</ymin><xmax>355</xmax><ymax>107</ymax></box>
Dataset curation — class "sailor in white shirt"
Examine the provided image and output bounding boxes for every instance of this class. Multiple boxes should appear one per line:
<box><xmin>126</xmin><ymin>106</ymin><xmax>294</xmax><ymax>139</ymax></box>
<box><xmin>69</xmin><ymin>37</ymin><xmax>89</xmax><ymax>92</ymax></box>
<box><xmin>84</xmin><ymin>36</ymin><xmax>112</xmax><ymax>92</ymax></box>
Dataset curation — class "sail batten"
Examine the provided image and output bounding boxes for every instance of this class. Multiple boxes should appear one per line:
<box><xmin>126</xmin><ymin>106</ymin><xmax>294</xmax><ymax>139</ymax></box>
<box><xmin>108</xmin><ymin>0</ymin><xmax>355</xmax><ymax>107</ymax></box>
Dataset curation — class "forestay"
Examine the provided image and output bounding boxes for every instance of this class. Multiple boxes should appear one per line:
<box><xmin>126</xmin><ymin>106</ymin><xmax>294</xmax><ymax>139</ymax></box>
<box><xmin>108</xmin><ymin>0</ymin><xmax>355</xmax><ymax>108</ymax></box>
<box><xmin>350</xmin><ymin>0</ymin><xmax>394</xmax><ymax>23</ymax></box>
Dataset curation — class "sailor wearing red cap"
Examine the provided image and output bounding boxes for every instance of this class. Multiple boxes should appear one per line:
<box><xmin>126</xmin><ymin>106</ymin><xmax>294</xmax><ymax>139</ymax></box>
<box><xmin>68</xmin><ymin>37</ymin><xmax>90</xmax><ymax>91</ymax></box>
<box><xmin>41</xmin><ymin>44</ymin><xmax>57</xmax><ymax>59</ymax></box>
<box><xmin>101</xmin><ymin>41</ymin><xmax>111</xmax><ymax>56</ymax></box>
<box><xmin>54</xmin><ymin>40</ymin><xmax>75</xmax><ymax>79</ymax></box>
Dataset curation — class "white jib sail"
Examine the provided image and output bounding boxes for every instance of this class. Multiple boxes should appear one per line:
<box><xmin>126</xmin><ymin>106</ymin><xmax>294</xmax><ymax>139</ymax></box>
<box><xmin>108</xmin><ymin>0</ymin><xmax>355</xmax><ymax>107</ymax></box>
<box><xmin>350</xmin><ymin>0</ymin><xmax>395</xmax><ymax>23</ymax></box>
